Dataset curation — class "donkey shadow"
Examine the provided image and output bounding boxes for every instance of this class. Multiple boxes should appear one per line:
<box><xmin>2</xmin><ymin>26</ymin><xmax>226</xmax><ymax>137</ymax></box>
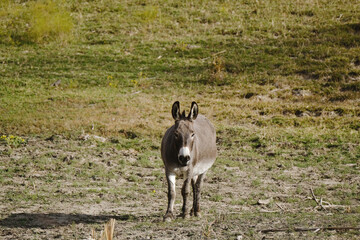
<box><xmin>0</xmin><ymin>212</ymin><xmax>146</xmax><ymax>229</ymax></box>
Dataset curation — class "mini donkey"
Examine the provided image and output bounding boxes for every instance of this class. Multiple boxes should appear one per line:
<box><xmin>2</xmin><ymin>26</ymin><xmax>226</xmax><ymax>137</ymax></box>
<box><xmin>161</xmin><ymin>101</ymin><xmax>217</xmax><ymax>222</ymax></box>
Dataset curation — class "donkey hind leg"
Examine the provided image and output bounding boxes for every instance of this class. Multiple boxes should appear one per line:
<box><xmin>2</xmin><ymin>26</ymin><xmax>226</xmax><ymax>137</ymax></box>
<box><xmin>193</xmin><ymin>173</ymin><xmax>205</xmax><ymax>217</ymax></box>
<box><xmin>181</xmin><ymin>178</ymin><xmax>191</xmax><ymax>219</ymax></box>
<box><xmin>164</xmin><ymin>173</ymin><xmax>176</xmax><ymax>222</ymax></box>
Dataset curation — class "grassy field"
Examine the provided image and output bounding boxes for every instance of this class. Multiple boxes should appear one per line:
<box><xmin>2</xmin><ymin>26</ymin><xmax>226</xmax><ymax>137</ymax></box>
<box><xmin>0</xmin><ymin>0</ymin><xmax>359</xmax><ymax>239</ymax></box>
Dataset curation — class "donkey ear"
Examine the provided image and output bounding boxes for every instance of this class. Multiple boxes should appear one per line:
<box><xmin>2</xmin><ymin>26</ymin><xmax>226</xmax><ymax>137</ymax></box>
<box><xmin>172</xmin><ymin>101</ymin><xmax>181</xmax><ymax>121</ymax></box>
<box><xmin>188</xmin><ymin>102</ymin><xmax>198</xmax><ymax>120</ymax></box>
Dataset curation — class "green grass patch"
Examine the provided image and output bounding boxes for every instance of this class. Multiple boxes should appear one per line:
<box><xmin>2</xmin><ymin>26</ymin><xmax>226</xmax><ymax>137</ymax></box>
<box><xmin>0</xmin><ymin>0</ymin><xmax>74</xmax><ymax>44</ymax></box>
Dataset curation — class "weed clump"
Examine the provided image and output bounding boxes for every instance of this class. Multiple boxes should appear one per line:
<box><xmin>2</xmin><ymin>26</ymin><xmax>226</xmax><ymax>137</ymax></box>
<box><xmin>135</xmin><ymin>6</ymin><xmax>159</xmax><ymax>23</ymax></box>
<box><xmin>0</xmin><ymin>135</ymin><xmax>26</xmax><ymax>147</ymax></box>
<box><xmin>0</xmin><ymin>0</ymin><xmax>73</xmax><ymax>44</ymax></box>
<box><xmin>208</xmin><ymin>54</ymin><xmax>229</xmax><ymax>85</ymax></box>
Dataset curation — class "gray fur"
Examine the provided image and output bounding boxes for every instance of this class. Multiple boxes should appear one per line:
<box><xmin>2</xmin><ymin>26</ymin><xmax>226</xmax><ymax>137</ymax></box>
<box><xmin>161</xmin><ymin>101</ymin><xmax>217</xmax><ymax>221</ymax></box>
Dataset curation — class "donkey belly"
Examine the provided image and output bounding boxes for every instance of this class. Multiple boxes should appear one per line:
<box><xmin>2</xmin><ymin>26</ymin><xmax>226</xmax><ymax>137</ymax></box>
<box><xmin>192</xmin><ymin>159</ymin><xmax>215</xmax><ymax>176</ymax></box>
<box><xmin>172</xmin><ymin>166</ymin><xmax>189</xmax><ymax>177</ymax></box>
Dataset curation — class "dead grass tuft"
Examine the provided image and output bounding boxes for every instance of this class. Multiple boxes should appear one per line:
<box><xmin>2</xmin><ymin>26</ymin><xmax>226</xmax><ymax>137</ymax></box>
<box><xmin>91</xmin><ymin>218</ymin><xmax>116</xmax><ymax>240</ymax></box>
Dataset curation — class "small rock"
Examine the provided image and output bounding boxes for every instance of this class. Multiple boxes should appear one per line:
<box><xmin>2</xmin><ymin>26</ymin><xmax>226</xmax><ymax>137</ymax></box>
<box><xmin>92</xmin><ymin>135</ymin><xmax>106</xmax><ymax>142</ymax></box>
<box><xmin>186</xmin><ymin>44</ymin><xmax>201</xmax><ymax>49</ymax></box>
<box><xmin>80</xmin><ymin>134</ymin><xmax>106</xmax><ymax>142</ymax></box>
<box><xmin>51</xmin><ymin>80</ymin><xmax>61</xmax><ymax>87</ymax></box>
<box><xmin>258</xmin><ymin>198</ymin><xmax>272</xmax><ymax>205</ymax></box>
<box><xmin>63</xmin><ymin>155</ymin><xmax>74</xmax><ymax>164</ymax></box>
<box><xmin>292</xmin><ymin>89</ymin><xmax>311</xmax><ymax>97</ymax></box>
<box><xmin>256</xmin><ymin>95</ymin><xmax>273</xmax><ymax>101</ymax></box>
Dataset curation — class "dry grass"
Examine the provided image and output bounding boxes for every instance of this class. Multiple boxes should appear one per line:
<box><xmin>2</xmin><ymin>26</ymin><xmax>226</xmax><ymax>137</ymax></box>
<box><xmin>91</xmin><ymin>218</ymin><xmax>116</xmax><ymax>240</ymax></box>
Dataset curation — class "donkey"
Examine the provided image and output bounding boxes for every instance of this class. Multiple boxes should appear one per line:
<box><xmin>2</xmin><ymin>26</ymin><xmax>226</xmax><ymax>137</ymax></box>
<box><xmin>161</xmin><ymin>101</ymin><xmax>217</xmax><ymax>222</ymax></box>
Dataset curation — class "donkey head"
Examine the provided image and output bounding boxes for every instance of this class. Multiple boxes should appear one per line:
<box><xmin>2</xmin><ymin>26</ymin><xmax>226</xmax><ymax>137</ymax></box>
<box><xmin>171</xmin><ymin>101</ymin><xmax>199</xmax><ymax>166</ymax></box>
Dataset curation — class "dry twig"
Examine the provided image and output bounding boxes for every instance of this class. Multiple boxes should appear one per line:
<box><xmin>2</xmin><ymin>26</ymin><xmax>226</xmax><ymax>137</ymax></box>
<box><xmin>275</xmin><ymin>202</ymin><xmax>284</xmax><ymax>211</ymax></box>
<box><xmin>310</xmin><ymin>187</ymin><xmax>327</xmax><ymax>211</ymax></box>
<box><xmin>201</xmin><ymin>50</ymin><xmax>227</xmax><ymax>61</ymax></box>
<box><xmin>260</xmin><ymin>226</ymin><xmax>360</xmax><ymax>233</ymax></box>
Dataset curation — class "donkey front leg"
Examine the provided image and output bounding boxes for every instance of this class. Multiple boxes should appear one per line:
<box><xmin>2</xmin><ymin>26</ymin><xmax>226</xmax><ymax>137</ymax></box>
<box><xmin>181</xmin><ymin>178</ymin><xmax>191</xmax><ymax>219</ymax></box>
<box><xmin>190</xmin><ymin>175</ymin><xmax>198</xmax><ymax>216</ymax></box>
<box><xmin>193</xmin><ymin>173</ymin><xmax>205</xmax><ymax>217</ymax></box>
<box><xmin>164</xmin><ymin>173</ymin><xmax>176</xmax><ymax>222</ymax></box>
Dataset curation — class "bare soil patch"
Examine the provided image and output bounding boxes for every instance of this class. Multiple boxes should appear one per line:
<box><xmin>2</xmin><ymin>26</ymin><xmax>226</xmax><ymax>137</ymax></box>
<box><xmin>0</xmin><ymin>135</ymin><xmax>359</xmax><ymax>239</ymax></box>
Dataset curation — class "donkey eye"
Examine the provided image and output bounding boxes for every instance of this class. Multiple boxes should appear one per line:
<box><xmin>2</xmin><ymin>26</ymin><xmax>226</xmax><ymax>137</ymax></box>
<box><xmin>191</xmin><ymin>133</ymin><xmax>195</xmax><ymax>138</ymax></box>
<box><xmin>174</xmin><ymin>132</ymin><xmax>179</xmax><ymax>138</ymax></box>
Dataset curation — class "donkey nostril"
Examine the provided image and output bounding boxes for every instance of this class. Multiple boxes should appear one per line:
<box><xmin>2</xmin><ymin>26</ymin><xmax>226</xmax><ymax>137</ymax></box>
<box><xmin>178</xmin><ymin>155</ymin><xmax>190</xmax><ymax>165</ymax></box>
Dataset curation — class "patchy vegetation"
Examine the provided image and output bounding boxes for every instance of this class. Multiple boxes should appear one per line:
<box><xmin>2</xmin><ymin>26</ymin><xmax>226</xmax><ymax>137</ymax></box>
<box><xmin>0</xmin><ymin>0</ymin><xmax>74</xmax><ymax>45</ymax></box>
<box><xmin>0</xmin><ymin>134</ymin><xmax>359</xmax><ymax>239</ymax></box>
<box><xmin>0</xmin><ymin>0</ymin><xmax>359</xmax><ymax>239</ymax></box>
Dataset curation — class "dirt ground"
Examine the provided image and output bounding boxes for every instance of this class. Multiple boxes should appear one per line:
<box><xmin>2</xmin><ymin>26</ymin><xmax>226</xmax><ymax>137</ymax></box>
<box><xmin>0</xmin><ymin>135</ymin><xmax>359</xmax><ymax>239</ymax></box>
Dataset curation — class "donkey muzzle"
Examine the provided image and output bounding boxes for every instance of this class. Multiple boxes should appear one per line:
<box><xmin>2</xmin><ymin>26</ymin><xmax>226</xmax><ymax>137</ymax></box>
<box><xmin>178</xmin><ymin>147</ymin><xmax>191</xmax><ymax>166</ymax></box>
<box><xmin>178</xmin><ymin>155</ymin><xmax>190</xmax><ymax>166</ymax></box>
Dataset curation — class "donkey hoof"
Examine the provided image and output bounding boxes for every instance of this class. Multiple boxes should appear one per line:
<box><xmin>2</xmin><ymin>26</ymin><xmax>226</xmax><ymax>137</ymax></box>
<box><xmin>190</xmin><ymin>208</ymin><xmax>194</xmax><ymax>216</ymax></box>
<box><xmin>190</xmin><ymin>209</ymin><xmax>201</xmax><ymax>218</ymax></box>
<box><xmin>181</xmin><ymin>213</ymin><xmax>190</xmax><ymax>219</ymax></box>
<box><xmin>194</xmin><ymin>211</ymin><xmax>201</xmax><ymax>218</ymax></box>
<box><xmin>163</xmin><ymin>212</ymin><xmax>174</xmax><ymax>222</ymax></box>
